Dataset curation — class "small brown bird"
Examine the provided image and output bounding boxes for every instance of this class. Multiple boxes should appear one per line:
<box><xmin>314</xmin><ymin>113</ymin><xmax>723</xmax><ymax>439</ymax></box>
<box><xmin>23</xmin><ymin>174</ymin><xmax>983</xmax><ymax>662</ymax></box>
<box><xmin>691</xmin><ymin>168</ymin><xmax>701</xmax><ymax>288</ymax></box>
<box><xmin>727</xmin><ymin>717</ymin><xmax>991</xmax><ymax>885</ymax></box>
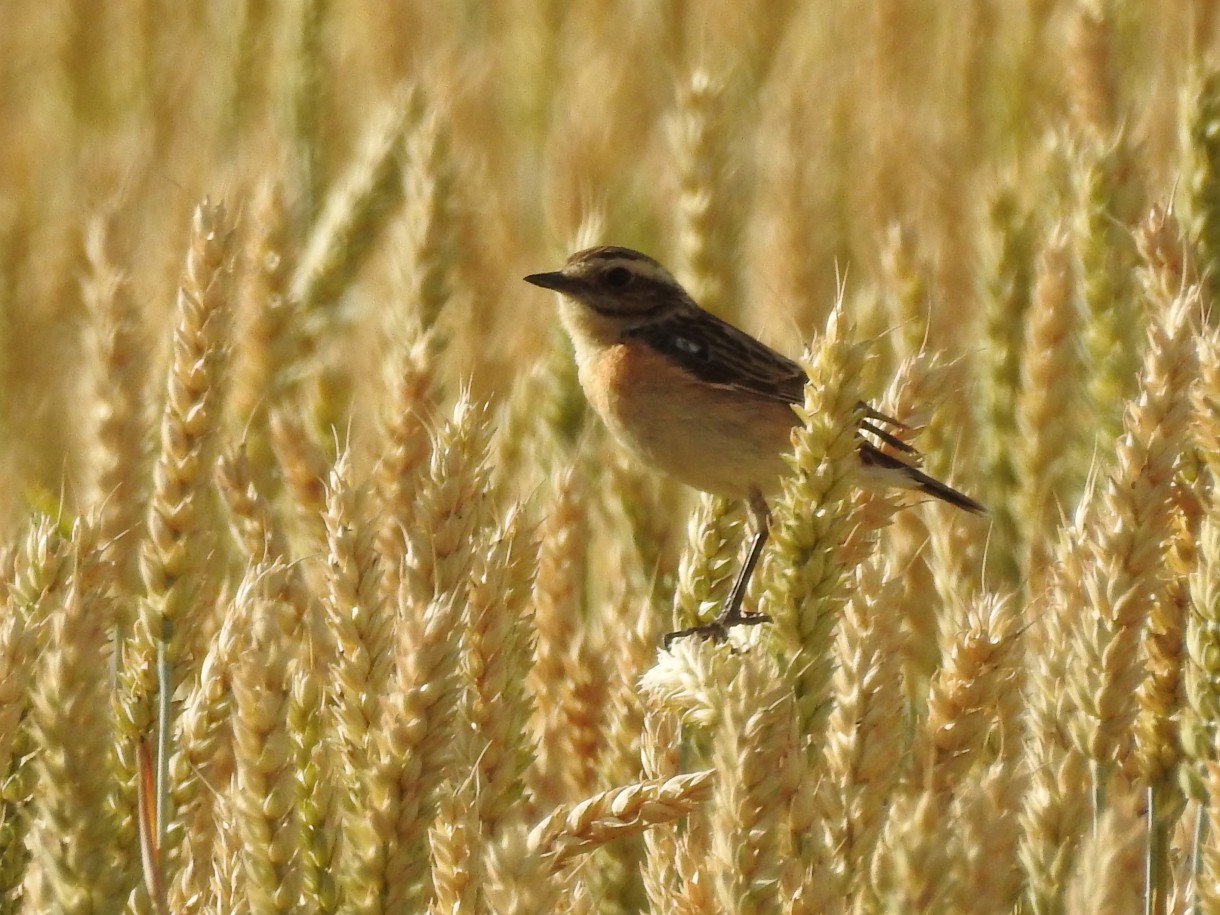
<box><xmin>525</xmin><ymin>246</ymin><xmax>983</xmax><ymax>642</ymax></box>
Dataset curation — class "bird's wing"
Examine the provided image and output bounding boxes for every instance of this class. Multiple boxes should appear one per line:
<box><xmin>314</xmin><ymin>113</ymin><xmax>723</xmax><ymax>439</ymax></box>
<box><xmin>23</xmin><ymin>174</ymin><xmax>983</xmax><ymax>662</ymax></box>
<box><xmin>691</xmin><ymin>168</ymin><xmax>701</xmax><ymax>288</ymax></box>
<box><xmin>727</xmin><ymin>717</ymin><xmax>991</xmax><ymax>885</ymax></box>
<box><xmin>627</xmin><ymin>312</ymin><xmax>924</xmax><ymax>458</ymax></box>
<box><xmin>622</xmin><ymin>307</ymin><xmax>985</xmax><ymax>514</ymax></box>
<box><xmin>626</xmin><ymin>312</ymin><xmax>808</xmax><ymax>404</ymax></box>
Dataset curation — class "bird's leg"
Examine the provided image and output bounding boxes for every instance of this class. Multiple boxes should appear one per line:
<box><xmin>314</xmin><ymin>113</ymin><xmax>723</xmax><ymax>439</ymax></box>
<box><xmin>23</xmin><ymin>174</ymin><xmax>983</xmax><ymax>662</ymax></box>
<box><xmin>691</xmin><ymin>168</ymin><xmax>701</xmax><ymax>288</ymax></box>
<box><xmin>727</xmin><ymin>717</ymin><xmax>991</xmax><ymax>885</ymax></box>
<box><xmin>717</xmin><ymin>494</ymin><xmax>771</xmax><ymax>627</ymax></box>
<box><xmin>664</xmin><ymin>492</ymin><xmax>772</xmax><ymax>647</ymax></box>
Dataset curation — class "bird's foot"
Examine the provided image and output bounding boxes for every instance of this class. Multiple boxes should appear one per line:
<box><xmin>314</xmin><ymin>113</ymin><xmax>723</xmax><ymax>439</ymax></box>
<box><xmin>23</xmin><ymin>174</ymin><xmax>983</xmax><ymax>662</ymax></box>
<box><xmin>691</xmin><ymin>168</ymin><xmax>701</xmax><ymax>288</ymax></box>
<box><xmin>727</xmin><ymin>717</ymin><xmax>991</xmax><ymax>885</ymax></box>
<box><xmin>663</xmin><ymin>610</ymin><xmax>771</xmax><ymax>649</ymax></box>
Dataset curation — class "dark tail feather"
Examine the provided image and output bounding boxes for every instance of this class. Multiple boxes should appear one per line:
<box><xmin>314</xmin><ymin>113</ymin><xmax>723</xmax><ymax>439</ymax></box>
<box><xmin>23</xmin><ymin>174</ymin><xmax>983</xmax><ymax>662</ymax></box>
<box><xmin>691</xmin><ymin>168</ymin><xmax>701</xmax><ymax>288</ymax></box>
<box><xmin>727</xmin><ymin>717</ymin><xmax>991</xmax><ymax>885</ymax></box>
<box><xmin>859</xmin><ymin>442</ymin><xmax>986</xmax><ymax>515</ymax></box>
<box><xmin>908</xmin><ymin>464</ymin><xmax>987</xmax><ymax>514</ymax></box>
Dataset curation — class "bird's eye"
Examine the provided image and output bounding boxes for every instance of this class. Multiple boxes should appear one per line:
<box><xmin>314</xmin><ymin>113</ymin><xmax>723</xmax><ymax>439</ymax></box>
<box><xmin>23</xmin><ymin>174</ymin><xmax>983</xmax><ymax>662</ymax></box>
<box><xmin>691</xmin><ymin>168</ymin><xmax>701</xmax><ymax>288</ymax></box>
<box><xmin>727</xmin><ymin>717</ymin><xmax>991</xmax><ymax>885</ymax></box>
<box><xmin>602</xmin><ymin>266</ymin><xmax>633</xmax><ymax>289</ymax></box>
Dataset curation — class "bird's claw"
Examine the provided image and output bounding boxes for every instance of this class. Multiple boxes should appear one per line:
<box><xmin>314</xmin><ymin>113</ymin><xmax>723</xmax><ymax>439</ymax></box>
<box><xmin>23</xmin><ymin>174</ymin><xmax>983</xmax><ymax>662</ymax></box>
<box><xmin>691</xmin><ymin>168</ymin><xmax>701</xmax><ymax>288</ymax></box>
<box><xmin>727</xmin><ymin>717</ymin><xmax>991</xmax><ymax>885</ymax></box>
<box><xmin>663</xmin><ymin>611</ymin><xmax>771</xmax><ymax>649</ymax></box>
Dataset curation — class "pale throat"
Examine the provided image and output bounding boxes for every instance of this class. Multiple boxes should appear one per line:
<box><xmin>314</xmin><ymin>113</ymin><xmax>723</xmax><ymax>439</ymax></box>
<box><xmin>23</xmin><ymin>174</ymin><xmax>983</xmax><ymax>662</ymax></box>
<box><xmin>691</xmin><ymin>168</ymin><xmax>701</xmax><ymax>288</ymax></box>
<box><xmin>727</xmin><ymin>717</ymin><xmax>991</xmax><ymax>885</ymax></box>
<box><xmin>558</xmin><ymin>299</ymin><xmax>624</xmax><ymax>366</ymax></box>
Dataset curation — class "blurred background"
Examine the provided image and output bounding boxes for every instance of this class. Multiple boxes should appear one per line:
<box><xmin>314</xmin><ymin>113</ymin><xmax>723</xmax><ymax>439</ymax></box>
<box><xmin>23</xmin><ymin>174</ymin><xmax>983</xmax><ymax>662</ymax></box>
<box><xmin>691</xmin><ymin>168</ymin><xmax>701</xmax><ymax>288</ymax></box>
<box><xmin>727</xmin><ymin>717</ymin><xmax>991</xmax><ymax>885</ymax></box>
<box><xmin>0</xmin><ymin>1</ymin><xmax>1213</xmax><ymax>536</ymax></box>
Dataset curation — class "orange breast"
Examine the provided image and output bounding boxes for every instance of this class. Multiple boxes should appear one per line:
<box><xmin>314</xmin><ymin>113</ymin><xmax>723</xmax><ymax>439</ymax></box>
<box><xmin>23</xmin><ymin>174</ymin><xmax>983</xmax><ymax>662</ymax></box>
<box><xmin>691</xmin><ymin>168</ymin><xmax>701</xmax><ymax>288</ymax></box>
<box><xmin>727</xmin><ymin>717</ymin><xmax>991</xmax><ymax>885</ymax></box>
<box><xmin>579</xmin><ymin>341</ymin><xmax>796</xmax><ymax>500</ymax></box>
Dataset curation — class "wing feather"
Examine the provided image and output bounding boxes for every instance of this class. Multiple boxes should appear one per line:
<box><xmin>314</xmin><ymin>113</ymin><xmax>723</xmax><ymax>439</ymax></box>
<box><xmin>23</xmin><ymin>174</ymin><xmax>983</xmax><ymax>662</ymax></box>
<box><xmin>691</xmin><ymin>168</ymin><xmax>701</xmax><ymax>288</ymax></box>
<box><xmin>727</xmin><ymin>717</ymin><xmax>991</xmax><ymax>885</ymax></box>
<box><xmin>625</xmin><ymin>312</ymin><xmax>807</xmax><ymax>404</ymax></box>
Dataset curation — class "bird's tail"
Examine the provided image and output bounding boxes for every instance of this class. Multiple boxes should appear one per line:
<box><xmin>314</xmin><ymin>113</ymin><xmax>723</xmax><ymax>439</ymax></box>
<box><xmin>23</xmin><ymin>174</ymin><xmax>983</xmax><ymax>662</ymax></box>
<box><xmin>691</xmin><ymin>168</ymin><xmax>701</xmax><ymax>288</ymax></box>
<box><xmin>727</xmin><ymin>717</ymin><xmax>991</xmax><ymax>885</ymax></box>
<box><xmin>859</xmin><ymin>442</ymin><xmax>986</xmax><ymax>514</ymax></box>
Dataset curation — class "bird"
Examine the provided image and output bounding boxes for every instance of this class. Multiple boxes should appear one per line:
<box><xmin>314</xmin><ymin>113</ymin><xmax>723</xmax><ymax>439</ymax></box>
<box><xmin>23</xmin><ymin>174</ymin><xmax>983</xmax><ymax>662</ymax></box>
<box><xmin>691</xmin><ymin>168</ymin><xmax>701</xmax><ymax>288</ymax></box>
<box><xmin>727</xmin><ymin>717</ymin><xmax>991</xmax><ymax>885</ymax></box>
<box><xmin>524</xmin><ymin>245</ymin><xmax>984</xmax><ymax>643</ymax></box>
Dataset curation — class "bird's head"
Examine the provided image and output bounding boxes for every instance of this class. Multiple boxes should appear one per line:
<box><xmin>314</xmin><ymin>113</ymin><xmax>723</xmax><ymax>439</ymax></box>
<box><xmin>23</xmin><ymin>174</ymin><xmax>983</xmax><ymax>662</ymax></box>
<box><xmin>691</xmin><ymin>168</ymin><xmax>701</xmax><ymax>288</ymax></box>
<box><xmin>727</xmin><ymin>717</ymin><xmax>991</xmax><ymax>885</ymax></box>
<box><xmin>525</xmin><ymin>246</ymin><xmax>692</xmax><ymax>344</ymax></box>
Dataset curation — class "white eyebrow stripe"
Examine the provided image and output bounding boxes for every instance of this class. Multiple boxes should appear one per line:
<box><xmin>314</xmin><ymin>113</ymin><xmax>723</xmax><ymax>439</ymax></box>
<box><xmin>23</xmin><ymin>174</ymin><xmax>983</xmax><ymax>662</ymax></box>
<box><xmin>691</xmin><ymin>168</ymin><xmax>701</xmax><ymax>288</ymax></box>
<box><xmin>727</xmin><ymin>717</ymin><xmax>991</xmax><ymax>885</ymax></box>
<box><xmin>621</xmin><ymin>261</ymin><xmax>677</xmax><ymax>284</ymax></box>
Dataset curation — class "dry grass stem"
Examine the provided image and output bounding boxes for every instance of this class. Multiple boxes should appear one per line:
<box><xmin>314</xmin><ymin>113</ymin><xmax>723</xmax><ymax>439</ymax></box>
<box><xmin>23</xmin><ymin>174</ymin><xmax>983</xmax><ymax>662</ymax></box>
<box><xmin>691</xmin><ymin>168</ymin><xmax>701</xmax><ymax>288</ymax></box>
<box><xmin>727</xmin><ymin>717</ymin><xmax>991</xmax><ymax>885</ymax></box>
<box><xmin>81</xmin><ymin>213</ymin><xmax>148</xmax><ymax>605</ymax></box>
<box><xmin>1068</xmin><ymin>286</ymin><xmax>1198</xmax><ymax>782</ymax></box>
<box><xmin>672</xmin><ymin>66</ymin><xmax>746</xmax><ymax>323</ymax></box>
<box><xmin>760</xmin><ymin>304</ymin><xmax>867</xmax><ymax>734</ymax></box>
<box><xmin>818</xmin><ymin>560</ymin><xmax>904</xmax><ymax>898</ymax></box>
<box><xmin>527</xmin><ymin>770</ymin><xmax>713</xmax><ymax>867</ymax></box>
<box><xmin>1017</xmin><ymin>226</ymin><xmax>1082</xmax><ymax>580</ymax></box>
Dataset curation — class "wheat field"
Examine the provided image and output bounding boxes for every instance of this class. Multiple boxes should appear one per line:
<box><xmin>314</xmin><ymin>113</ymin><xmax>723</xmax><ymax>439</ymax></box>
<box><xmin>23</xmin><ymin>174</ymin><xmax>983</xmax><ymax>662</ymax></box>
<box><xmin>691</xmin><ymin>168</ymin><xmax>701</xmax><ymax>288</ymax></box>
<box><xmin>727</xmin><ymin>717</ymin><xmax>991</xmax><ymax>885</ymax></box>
<box><xmin>1</xmin><ymin>2</ymin><xmax>1219</xmax><ymax>912</ymax></box>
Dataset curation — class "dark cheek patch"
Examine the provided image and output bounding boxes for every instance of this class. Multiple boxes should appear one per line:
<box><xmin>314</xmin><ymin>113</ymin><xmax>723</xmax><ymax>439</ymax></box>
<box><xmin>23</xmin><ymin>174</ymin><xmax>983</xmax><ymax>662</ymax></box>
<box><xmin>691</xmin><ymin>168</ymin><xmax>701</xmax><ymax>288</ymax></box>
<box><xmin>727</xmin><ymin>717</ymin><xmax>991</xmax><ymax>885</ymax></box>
<box><xmin>589</xmin><ymin>279</ymin><xmax>673</xmax><ymax>319</ymax></box>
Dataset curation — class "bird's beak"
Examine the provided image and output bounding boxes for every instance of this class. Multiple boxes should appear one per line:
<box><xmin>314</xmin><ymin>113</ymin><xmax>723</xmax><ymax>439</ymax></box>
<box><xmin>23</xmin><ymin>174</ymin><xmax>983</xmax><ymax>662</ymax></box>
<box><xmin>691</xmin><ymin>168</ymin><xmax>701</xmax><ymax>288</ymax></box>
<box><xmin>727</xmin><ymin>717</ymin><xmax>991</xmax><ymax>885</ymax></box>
<box><xmin>524</xmin><ymin>271</ymin><xmax>576</xmax><ymax>293</ymax></box>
